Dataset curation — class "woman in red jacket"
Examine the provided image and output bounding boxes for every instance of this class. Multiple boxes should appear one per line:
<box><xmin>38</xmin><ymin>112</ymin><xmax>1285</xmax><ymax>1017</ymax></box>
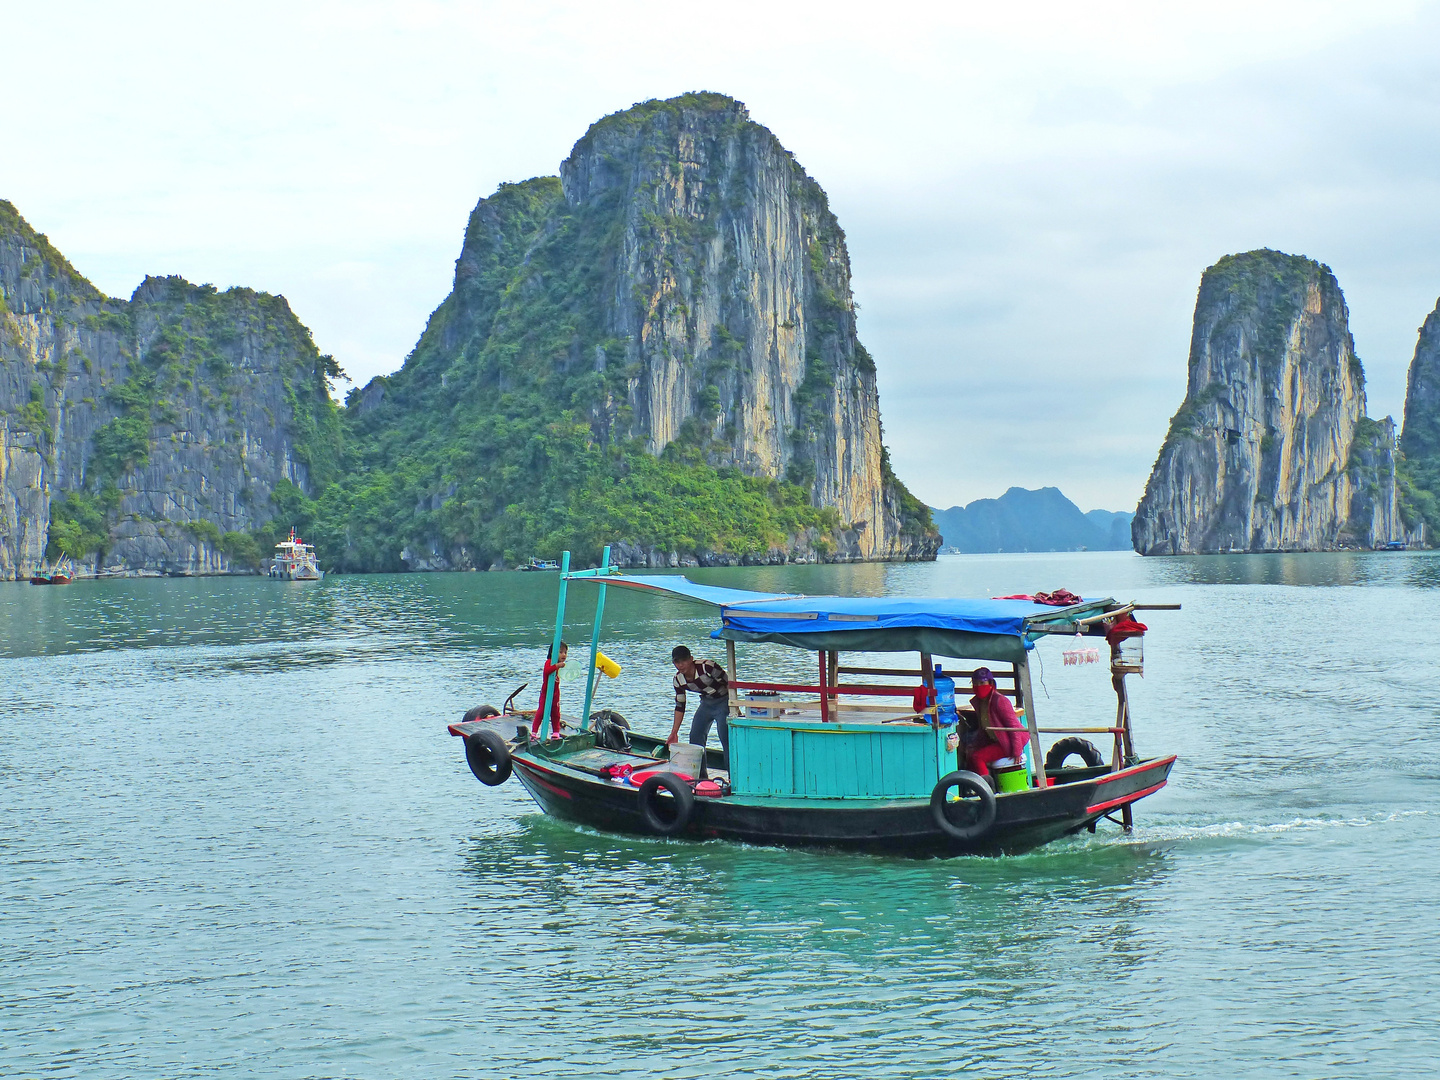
<box><xmin>964</xmin><ymin>667</ymin><xmax>1027</xmax><ymax>783</ymax></box>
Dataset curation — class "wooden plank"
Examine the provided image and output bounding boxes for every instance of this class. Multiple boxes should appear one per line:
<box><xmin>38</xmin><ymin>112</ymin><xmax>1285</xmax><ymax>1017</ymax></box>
<box><xmin>860</xmin><ymin>733</ymin><xmax>878</xmax><ymax>796</ymax></box>
<box><xmin>928</xmin><ymin>726</ymin><xmax>946</xmax><ymax>786</ymax></box>
<box><xmin>824</xmin><ymin>730</ymin><xmax>842</xmax><ymax>795</ymax></box>
<box><xmin>851</xmin><ymin>732</ymin><xmax>869</xmax><ymax>797</ymax></box>
<box><xmin>775</xmin><ymin>727</ymin><xmax>794</xmax><ymax>794</ymax></box>
<box><xmin>878</xmin><ymin>731</ymin><xmax>904</xmax><ymax>796</ymax></box>
<box><xmin>751</xmin><ymin>725</ymin><xmax>770</xmax><ymax>794</ymax></box>
<box><xmin>792</xmin><ymin>728</ymin><xmax>808</xmax><ymax>795</ymax></box>
<box><xmin>729</xmin><ymin>720</ymin><xmax>749</xmax><ymax>792</ymax></box>
<box><xmin>742</xmin><ymin>723</ymin><xmax>763</xmax><ymax>794</ymax></box>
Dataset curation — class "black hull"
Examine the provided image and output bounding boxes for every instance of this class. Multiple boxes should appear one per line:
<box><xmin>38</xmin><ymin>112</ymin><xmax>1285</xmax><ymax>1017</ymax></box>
<box><xmin>507</xmin><ymin>751</ymin><xmax>1176</xmax><ymax>857</ymax></box>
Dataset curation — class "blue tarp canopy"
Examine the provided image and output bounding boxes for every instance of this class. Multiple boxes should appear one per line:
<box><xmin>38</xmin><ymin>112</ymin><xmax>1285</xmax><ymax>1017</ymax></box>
<box><xmin>572</xmin><ymin>574</ymin><xmax>1116</xmax><ymax>662</ymax></box>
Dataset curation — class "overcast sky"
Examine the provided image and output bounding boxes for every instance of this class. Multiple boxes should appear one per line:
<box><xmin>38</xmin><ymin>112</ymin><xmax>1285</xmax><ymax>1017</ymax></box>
<box><xmin>6</xmin><ymin>1</ymin><xmax>1440</xmax><ymax>513</ymax></box>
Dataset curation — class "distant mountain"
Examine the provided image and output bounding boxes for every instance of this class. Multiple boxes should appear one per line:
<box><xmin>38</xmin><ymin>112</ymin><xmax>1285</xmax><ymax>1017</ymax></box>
<box><xmin>1084</xmin><ymin>509</ymin><xmax>1136</xmax><ymax>550</ymax></box>
<box><xmin>930</xmin><ymin>488</ymin><xmax>1134</xmax><ymax>553</ymax></box>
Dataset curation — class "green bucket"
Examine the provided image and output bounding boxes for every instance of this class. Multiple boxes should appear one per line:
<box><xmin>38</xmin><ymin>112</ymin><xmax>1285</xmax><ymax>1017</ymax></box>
<box><xmin>994</xmin><ymin>763</ymin><xmax>1029</xmax><ymax>793</ymax></box>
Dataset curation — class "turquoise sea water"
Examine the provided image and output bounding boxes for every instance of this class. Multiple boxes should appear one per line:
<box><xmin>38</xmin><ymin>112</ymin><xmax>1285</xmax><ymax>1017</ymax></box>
<box><xmin>3</xmin><ymin>551</ymin><xmax>1438</xmax><ymax>1078</ymax></box>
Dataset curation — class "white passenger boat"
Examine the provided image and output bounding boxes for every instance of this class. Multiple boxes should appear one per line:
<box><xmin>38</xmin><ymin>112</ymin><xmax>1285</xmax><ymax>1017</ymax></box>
<box><xmin>269</xmin><ymin>529</ymin><xmax>324</xmax><ymax>581</ymax></box>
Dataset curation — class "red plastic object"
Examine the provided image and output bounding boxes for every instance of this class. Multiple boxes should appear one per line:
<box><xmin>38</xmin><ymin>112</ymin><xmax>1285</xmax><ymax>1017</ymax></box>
<box><xmin>630</xmin><ymin>770</ymin><xmax>694</xmax><ymax>787</ymax></box>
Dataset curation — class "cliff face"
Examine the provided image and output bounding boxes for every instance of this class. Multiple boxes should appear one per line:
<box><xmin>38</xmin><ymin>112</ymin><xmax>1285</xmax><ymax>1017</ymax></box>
<box><xmin>0</xmin><ymin>201</ymin><xmax>342</xmax><ymax>578</ymax></box>
<box><xmin>355</xmin><ymin>92</ymin><xmax>936</xmax><ymax>567</ymax></box>
<box><xmin>1133</xmin><ymin>250</ymin><xmax>1418</xmax><ymax>554</ymax></box>
<box><xmin>1400</xmin><ymin>299</ymin><xmax>1440</xmax><ymax>529</ymax></box>
<box><xmin>559</xmin><ymin>98</ymin><xmax>906</xmax><ymax>556</ymax></box>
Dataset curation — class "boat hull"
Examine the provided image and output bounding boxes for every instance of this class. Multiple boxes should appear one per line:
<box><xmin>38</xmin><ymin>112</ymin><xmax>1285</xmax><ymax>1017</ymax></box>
<box><xmin>506</xmin><ymin>747</ymin><xmax>1175</xmax><ymax>856</ymax></box>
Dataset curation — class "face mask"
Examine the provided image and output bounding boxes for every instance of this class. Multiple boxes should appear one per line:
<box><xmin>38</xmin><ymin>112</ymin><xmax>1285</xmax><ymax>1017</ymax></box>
<box><xmin>974</xmin><ymin>683</ymin><xmax>994</xmax><ymax>699</ymax></box>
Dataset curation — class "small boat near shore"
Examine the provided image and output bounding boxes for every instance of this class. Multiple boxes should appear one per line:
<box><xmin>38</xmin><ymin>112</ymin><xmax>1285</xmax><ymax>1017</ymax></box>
<box><xmin>520</xmin><ymin>558</ymin><xmax>560</xmax><ymax>572</ymax></box>
<box><xmin>268</xmin><ymin>529</ymin><xmax>323</xmax><ymax>581</ymax></box>
<box><xmin>30</xmin><ymin>558</ymin><xmax>74</xmax><ymax>585</ymax></box>
<box><xmin>451</xmin><ymin>549</ymin><xmax>1179</xmax><ymax>856</ymax></box>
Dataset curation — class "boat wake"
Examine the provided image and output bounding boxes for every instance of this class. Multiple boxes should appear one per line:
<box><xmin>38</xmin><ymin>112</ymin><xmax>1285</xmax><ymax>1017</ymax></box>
<box><xmin>1091</xmin><ymin>808</ymin><xmax>1432</xmax><ymax>847</ymax></box>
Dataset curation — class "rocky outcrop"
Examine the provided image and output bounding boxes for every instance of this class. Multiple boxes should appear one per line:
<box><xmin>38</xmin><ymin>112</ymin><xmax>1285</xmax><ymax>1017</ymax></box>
<box><xmin>1133</xmin><ymin>250</ymin><xmax>1420</xmax><ymax>554</ymax></box>
<box><xmin>559</xmin><ymin>95</ymin><xmax>919</xmax><ymax>558</ymax></box>
<box><xmin>0</xmin><ymin>200</ymin><xmax>342</xmax><ymax>578</ymax></box>
<box><xmin>1400</xmin><ymin>299</ymin><xmax>1440</xmax><ymax>523</ymax></box>
<box><xmin>368</xmin><ymin>92</ymin><xmax>936</xmax><ymax>567</ymax></box>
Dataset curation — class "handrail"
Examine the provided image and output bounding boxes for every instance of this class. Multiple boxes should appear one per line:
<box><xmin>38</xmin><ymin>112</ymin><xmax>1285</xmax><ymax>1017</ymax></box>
<box><xmin>836</xmin><ymin>665</ymin><xmax>1018</xmax><ymax>682</ymax></box>
<box><xmin>732</xmin><ymin>679</ymin><xmax>914</xmax><ymax>697</ymax></box>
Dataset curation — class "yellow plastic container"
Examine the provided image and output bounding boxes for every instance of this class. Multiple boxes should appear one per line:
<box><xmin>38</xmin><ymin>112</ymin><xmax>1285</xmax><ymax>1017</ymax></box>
<box><xmin>594</xmin><ymin>651</ymin><xmax>622</xmax><ymax>678</ymax></box>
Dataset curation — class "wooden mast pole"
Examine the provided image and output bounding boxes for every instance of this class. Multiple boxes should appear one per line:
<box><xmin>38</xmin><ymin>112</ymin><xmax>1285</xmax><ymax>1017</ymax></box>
<box><xmin>542</xmin><ymin>550</ymin><xmax>571</xmax><ymax>741</ymax></box>
<box><xmin>578</xmin><ymin>546</ymin><xmax>611</xmax><ymax>731</ymax></box>
<box><xmin>1112</xmin><ymin>654</ymin><xmax>1135</xmax><ymax>832</ymax></box>
<box><xmin>818</xmin><ymin>650</ymin><xmax>829</xmax><ymax>723</ymax></box>
<box><xmin>1016</xmin><ymin>658</ymin><xmax>1045</xmax><ymax>788</ymax></box>
<box><xmin>828</xmin><ymin>651</ymin><xmax>839</xmax><ymax>717</ymax></box>
<box><xmin>726</xmin><ymin>639</ymin><xmax>739</xmax><ymax>717</ymax></box>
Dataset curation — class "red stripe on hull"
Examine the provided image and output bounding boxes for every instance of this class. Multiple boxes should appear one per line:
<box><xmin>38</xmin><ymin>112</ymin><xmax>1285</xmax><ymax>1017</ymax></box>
<box><xmin>1086</xmin><ymin>779</ymin><xmax>1167</xmax><ymax>815</ymax></box>
<box><xmin>513</xmin><ymin>758</ymin><xmax>575</xmax><ymax>799</ymax></box>
<box><xmin>1090</xmin><ymin>755</ymin><xmax>1177</xmax><ymax>787</ymax></box>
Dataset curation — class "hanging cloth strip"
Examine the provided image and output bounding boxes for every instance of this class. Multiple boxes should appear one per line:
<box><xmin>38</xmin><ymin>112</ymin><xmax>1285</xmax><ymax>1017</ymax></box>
<box><xmin>1105</xmin><ymin>616</ymin><xmax>1148</xmax><ymax>644</ymax></box>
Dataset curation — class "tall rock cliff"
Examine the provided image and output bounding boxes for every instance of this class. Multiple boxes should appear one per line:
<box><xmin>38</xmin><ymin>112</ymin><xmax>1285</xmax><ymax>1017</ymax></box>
<box><xmin>345</xmin><ymin>92</ymin><xmax>936</xmax><ymax>569</ymax></box>
<box><xmin>0</xmin><ymin>201</ymin><xmax>343</xmax><ymax>578</ymax></box>
<box><xmin>1399</xmin><ymin>298</ymin><xmax>1440</xmax><ymax>530</ymax></box>
<box><xmin>1133</xmin><ymin>250</ymin><xmax>1418</xmax><ymax>554</ymax></box>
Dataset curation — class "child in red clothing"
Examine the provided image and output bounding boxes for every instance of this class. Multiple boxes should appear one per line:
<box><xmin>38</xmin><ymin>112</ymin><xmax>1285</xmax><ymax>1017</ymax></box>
<box><xmin>532</xmin><ymin>642</ymin><xmax>568</xmax><ymax>737</ymax></box>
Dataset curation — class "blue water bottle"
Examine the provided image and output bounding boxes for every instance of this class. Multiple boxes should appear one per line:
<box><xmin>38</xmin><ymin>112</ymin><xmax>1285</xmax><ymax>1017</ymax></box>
<box><xmin>933</xmin><ymin>665</ymin><xmax>957</xmax><ymax>726</ymax></box>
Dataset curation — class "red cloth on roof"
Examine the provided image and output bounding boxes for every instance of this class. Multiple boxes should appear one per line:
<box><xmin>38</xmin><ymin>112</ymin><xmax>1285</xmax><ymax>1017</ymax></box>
<box><xmin>993</xmin><ymin>589</ymin><xmax>1083</xmax><ymax>606</ymax></box>
<box><xmin>1033</xmin><ymin>589</ymin><xmax>1082</xmax><ymax>606</ymax></box>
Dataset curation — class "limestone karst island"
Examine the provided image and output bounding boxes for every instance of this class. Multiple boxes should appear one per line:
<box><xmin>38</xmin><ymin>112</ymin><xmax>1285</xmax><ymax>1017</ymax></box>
<box><xmin>1133</xmin><ymin>250</ymin><xmax>1438</xmax><ymax>554</ymax></box>
<box><xmin>5</xmin><ymin>92</ymin><xmax>1440</xmax><ymax>579</ymax></box>
<box><xmin>0</xmin><ymin>93</ymin><xmax>937</xmax><ymax>580</ymax></box>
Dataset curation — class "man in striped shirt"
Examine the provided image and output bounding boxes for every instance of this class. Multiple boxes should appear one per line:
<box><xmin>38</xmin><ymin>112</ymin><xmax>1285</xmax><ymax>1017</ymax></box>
<box><xmin>669</xmin><ymin>644</ymin><xmax>730</xmax><ymax>764</ymax></box>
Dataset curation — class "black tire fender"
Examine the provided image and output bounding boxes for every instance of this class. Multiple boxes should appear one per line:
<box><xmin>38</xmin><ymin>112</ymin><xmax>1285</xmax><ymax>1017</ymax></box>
<box><xmin>638</xmin><ymin>772</ymin><xmax>694</xmax><ymax>835</ymax></box>
<box><xmin>464</xmin><ymin>728</ymin><xmax>512</xmax><ymax>786</ymax></box>
<box><xmin>462</xmin><ymin>704</ymin><xmax>500</xmax><ymax>723</ymax></box>
<box><xmin>930</xmin><ymin>770</ymin><xmax>997</xmax><ymax>842</ymax></box>
<box><xmin>1045</xmin><ymin>736</ymin><xmax>1105</xmax><ymax>771</ymax></box>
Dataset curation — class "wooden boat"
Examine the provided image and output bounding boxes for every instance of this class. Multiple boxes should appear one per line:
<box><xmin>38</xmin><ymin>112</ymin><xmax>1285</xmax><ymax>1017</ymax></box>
<box><xmin>450</xmin><ymin>548</ymin><xmax>1178</xmax><ymax>856</ymax></box>
<box><xmin>520</xmin><ymin>558</ymin><xmax>561</xmax><ymax>572</ymax></box>
<box><xmin>30</xmin><ymin>558</ymin><xmax>74</xmax><ymax>585</ymax></box>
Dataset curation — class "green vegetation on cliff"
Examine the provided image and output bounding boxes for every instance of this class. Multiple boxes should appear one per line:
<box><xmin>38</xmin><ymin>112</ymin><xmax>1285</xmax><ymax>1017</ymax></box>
<box><xmin>282</xmin><ymin>178</ymin><xmax>840</xmax><ymax>570</ymax></box>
